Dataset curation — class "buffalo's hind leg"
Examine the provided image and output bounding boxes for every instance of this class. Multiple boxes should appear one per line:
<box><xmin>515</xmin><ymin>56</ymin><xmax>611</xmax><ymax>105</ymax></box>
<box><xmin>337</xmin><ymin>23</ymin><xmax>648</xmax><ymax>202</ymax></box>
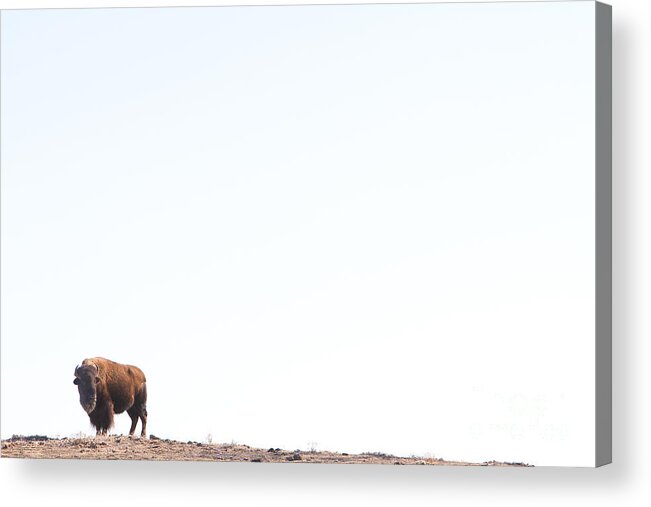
<box><xmin>138</xmin><ymin>383</ymin><xmax>148</xmax><ymax>438</ymax></box>
<box><xmin>127</xmin><ymin>406</ymin><xmax>139</xmax><ymax>437</ymax></box>
<box><xmin>139</xmin><ymin>406</ymin><xmax>147</xmax><ymax>438</ymax></box>
<box><xmin>128</xmin><ymin>405</ymin><xmax>147</xmax><ymax>437</ymax></box>
<box><xmin>129</xmin><ymin>384</ymin><xmax>148</xmax><ymax>438</ymax></box>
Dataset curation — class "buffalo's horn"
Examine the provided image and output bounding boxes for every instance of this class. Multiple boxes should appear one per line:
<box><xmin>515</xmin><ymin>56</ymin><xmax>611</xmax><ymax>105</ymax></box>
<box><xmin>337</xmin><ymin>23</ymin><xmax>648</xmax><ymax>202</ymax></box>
<box><xmin>74</xmin><ymin>364</ymin><xmax>80</xmax><ymax>376</ymax></box>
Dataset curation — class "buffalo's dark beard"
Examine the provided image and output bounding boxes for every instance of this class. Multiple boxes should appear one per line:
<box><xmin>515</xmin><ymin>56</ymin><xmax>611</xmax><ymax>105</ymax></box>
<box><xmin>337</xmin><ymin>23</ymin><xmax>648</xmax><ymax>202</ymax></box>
<box><xmin>79</xmin><ymin>387</ymin><xmax>97</xmax><ymax>414</ymax></box>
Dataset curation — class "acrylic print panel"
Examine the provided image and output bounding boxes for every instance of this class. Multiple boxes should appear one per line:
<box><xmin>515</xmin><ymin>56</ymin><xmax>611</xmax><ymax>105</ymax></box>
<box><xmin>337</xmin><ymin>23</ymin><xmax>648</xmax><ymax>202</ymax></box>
<box><xmin>0</xmin><ymin>1</ymin><xmax>611</xmax><ymax>467</ymax></box>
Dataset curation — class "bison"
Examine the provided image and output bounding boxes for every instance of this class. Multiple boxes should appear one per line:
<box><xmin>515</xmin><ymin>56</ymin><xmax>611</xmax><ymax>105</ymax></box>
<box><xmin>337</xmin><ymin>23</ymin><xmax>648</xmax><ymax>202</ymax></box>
<box><xmin>73</xmin><ymin>357</ymin><xmax>148</xmax><ymax>437</ymax></box>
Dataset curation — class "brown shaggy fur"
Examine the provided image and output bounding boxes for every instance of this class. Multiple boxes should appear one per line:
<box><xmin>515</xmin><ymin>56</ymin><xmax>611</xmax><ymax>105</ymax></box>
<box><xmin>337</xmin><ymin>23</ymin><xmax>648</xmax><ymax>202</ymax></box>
<box><xmin>74</xmin><ymin>357</ymin><xmax>147</xmax><ymax>437</ymax></box>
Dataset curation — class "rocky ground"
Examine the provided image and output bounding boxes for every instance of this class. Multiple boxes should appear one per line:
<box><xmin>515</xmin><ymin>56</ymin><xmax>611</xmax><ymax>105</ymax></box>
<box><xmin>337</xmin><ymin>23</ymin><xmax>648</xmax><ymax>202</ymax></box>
<box><xmin>1</xmin><ymin>435</ymin><xmax>530</xmax><ymax>466</ymax></box>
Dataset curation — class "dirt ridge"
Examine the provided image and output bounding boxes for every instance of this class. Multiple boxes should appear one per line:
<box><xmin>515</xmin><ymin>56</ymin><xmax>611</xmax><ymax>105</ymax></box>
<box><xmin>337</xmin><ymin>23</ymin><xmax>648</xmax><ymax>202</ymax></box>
<box><xmin>1</xmin><ymin>435</ymin><xmax>531</xmax><ymax>466</ymax></box>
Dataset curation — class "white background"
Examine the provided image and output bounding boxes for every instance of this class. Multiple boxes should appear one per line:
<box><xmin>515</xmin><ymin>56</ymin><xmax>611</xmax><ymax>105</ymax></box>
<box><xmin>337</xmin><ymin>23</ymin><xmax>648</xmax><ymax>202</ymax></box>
<box><xmin>0</xmin><ymin>0</ymin><xmax>597</xmax><ymax>467</ymax></box>
<box><xmin>1</xmin><ymin>0</ymin><xmax>649</xmax><ymax>506</ymax></box>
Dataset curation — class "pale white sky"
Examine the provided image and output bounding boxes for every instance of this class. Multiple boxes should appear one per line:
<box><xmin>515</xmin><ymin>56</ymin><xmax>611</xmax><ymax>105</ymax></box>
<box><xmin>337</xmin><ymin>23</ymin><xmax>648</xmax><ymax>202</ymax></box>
<box><xmin>1</xmin><ymin>1</ymin><xmax>597</xmax><ymax>466</ymax></box>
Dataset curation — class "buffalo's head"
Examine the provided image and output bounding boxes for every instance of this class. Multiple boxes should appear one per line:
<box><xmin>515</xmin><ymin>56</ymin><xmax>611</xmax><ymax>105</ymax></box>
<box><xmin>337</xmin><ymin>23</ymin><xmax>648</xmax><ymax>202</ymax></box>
<box><xmin>73</xmin><ymin>363</ymin><xmax>100</xmax><ymax>414</ymax></box>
